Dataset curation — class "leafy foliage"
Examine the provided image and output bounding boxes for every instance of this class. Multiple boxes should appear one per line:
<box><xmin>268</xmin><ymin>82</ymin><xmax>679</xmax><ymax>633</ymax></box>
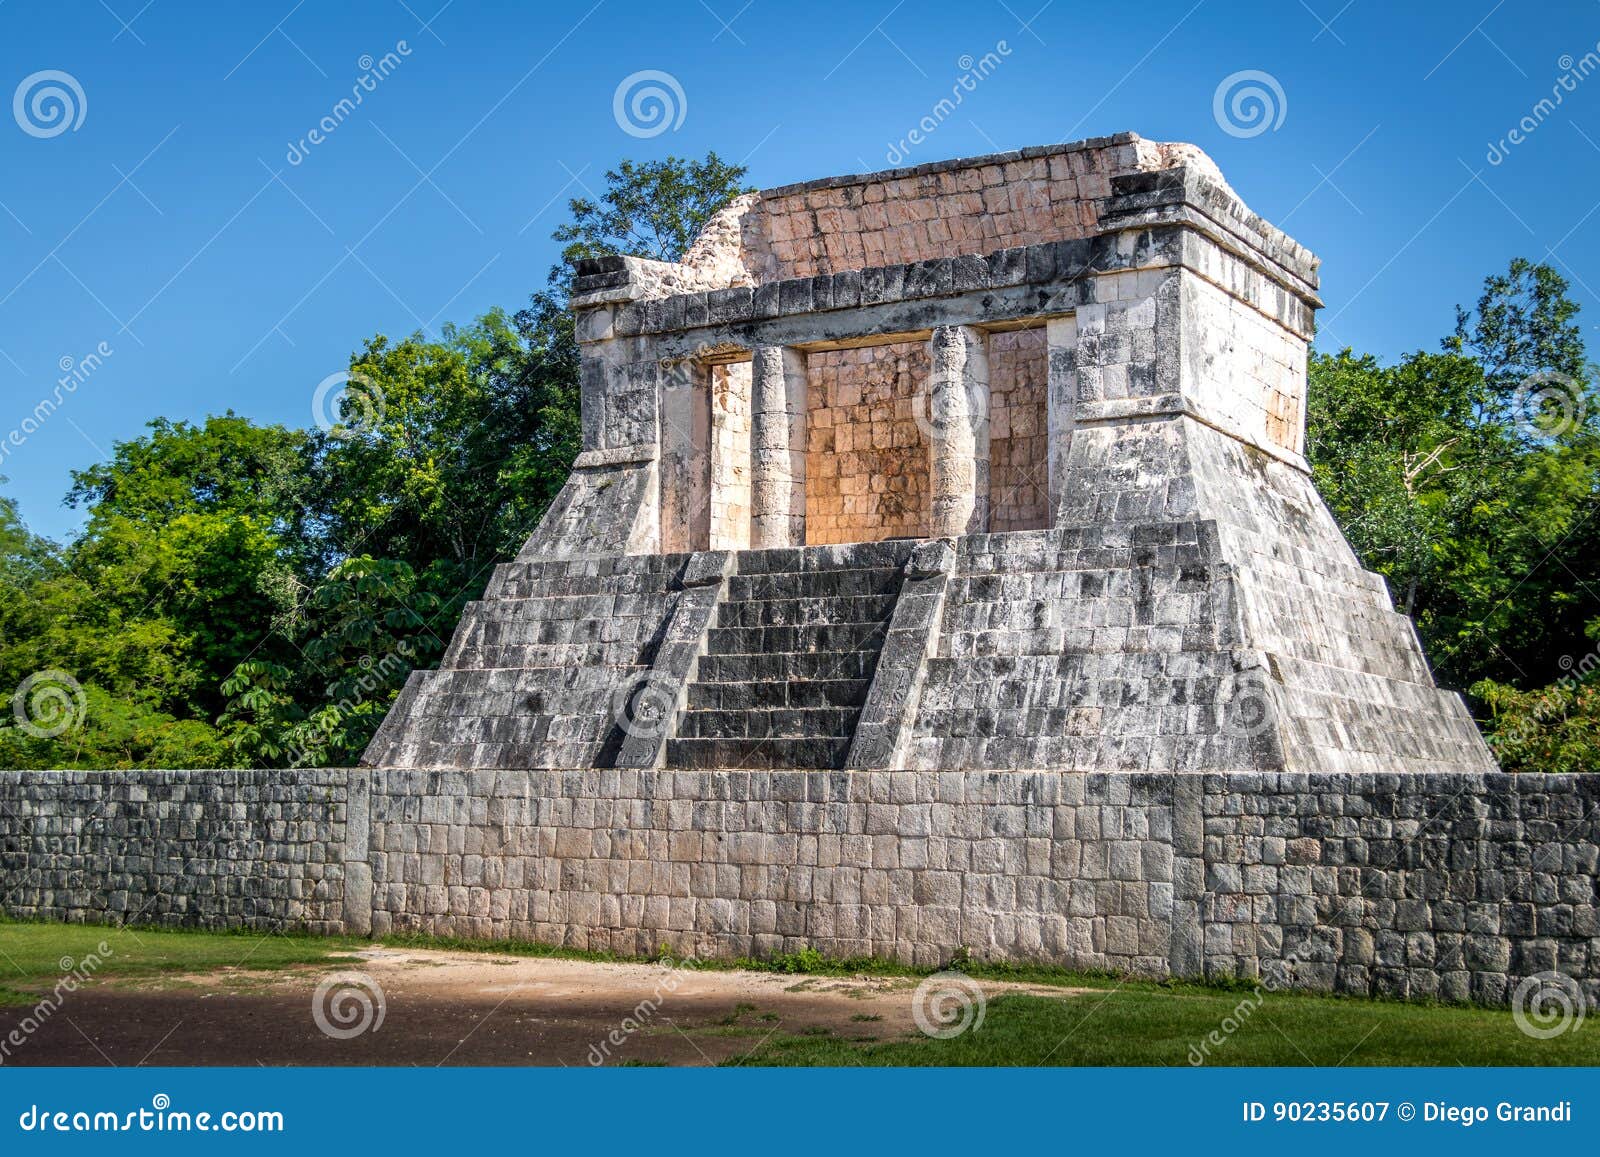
<box><xmin>1308</xmin><ymin>260</ymin><xmax>1600</xmax><ymax>701</ymax></box>
<box><xmin>1474</xmin><ymin>671</ymin><xmax>1600</xmax><ymax>774</ymax></box>
<box><xmin>548</xmin><ymin>152</ymin><xmax>753</xmax><ymax>288</ymax></box>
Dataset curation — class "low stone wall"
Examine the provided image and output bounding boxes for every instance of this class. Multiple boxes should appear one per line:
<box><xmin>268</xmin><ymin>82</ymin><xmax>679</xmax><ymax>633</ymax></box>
<box><xmin>2</xmin><ymin>768</ymin><xmax>1595</xmax><ymax>1006</ymax></box>
<box><xmin>0</xmin><ymin>769</ymin><xmax>360</xmax><ymax>934</ymax></box>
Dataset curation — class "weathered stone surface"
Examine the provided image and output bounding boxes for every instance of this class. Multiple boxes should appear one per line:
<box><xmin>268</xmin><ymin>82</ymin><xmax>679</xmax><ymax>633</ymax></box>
<box><xmin>3</xmin><ymin>769</ymin><xmax>1596</xmax><ymax>1004</ymax></box>
<box><xmin>0</xmin><ymin>138</ymin><xmax>1545</xmax><ymax>1002</ymax></box>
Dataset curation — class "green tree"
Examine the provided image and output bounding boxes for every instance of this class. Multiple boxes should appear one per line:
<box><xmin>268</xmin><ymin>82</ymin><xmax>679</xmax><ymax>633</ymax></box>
<box><xmin>222</xmin><ymin>152</ymin><xmax>753</xmax><ymax>767</ymax></box>
<box><xmin>547</xmin><ymin>152</ymin><xmax>752</xmax><ymax>289</ymax></box>
<box><xmin>1308</xmin><ymin>260</ymin><xmax>1600</xmax><ymax>771</ymax></box>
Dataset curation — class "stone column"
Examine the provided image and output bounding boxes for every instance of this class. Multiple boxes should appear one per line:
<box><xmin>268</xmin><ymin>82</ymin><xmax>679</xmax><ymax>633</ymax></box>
<box><xmin>927</xmin><ymin>325</ymin><xmax>990</xmax><ymax>537</ymax></box>
<box><xmin>659</xmin><ymin>359</ymin><xmax>711</xmax><ymax>554</ymax></box>
<box><xmin>1045</xmin><ymin>316</ymin><xmax>1078</xmax><ymax>522</ymax></box>
<box><xmin>749</xmin><ymin>345</ymin><xmax>808</xmax><ymax>548</ymax></box>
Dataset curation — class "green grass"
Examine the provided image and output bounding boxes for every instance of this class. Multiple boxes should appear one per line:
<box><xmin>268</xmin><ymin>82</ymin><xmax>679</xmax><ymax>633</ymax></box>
<box><xmin>378</xmin><ymin>930</ymin><xmax>1119</xmax><ymax>990</ymax></box>
<box><xmin>727</xmin><ymin>988</ymin><xmax>1600</xmax><ymax>1067</ymax></box>
<box><xmin>3</xmin><ymin>918</ymin><xmax>1593</xmax><ymax>1066</ymax></box>
<box><xmin>0</xmin><ymin>918</ymin><xmax>362</xmax><ymax>1004</ymax></box>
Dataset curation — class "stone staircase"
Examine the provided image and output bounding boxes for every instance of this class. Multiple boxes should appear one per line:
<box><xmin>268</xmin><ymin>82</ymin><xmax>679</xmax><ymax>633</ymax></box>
<box><xmin>664</xmin><ymin>542</ymin><xmax>915</xmax><ymax>770</ymax></box>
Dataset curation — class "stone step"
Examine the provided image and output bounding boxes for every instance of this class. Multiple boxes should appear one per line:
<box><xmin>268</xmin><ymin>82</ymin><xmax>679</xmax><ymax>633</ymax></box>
<box><xmin>686</xmin><ymin>677</ymin><xmax>871</xmax><ymax>711</ymax></box>
<box><xmin>705</xmin><ymin>622</ymin><xmax>888</xmax><ymax>656</ymax></box>
<box><xmin>697</xmin><ymin>650</ymin><xmax>880</xmax><ymax>682</ymax></box>
<box><xmin>727</xmin><ymin>567</ymin><xmax>904</xmax><ymax>602</ymax></box>
<box><xmin>733</xmin><ymin>540</ymin><xmax>916</xmax><ymax>575</ymax></box>
<box><xmin>675</xmin><ymin>707</ymin><xmax>859</xmax><ymax>739</ymax></box>
<box><xmin>715</xmin><ymin>594</ymin><xmax>898</xmax><ymax>629</ymax></box>
<box><xmin>485</xmin><ymin>557</ymin><xmax>684</xmax><ymax>600</ymax></box>
<box><xmin>663</xmin><ymin>736</ymin><xmax>852</xmax><ymax>770</ymax></box>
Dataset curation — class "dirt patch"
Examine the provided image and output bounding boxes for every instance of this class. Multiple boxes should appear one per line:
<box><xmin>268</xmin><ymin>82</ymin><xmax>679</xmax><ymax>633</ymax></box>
<box><xmin>0</xmin><ymin>946</ymin><xmax>1088</xmax><ymax>1067</ymax></box>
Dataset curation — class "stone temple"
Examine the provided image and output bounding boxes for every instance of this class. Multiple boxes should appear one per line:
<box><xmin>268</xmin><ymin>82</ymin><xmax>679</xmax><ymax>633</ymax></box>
<box><xmin>363</xmin><ymin>133</ymin><xmax>1493</xmax><ymax>779</ymax></box>
<box><xmin>13</xmin><ymin>137</ymin><xmax>1597</xmax><ymax>1005</ymax></box>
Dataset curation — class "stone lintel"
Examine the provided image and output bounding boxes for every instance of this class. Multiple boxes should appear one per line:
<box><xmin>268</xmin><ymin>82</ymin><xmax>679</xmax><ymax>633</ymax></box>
<box><xmin>593</xmin><ymin>224</ymin><xmax>1311</xmax><ymax>358</ymax></box>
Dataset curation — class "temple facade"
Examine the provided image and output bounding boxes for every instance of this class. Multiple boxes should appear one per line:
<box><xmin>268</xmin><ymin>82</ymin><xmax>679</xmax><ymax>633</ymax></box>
<box><xmin>364</xmin><ymin>134</ymin><xmax>1494</xmax><ymax>778</ymax></box>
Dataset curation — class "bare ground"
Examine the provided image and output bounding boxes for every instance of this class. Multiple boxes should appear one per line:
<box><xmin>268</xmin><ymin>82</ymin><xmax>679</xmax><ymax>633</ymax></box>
<box><xmin>0</xmin><ymin>946</ymin><xmax>1087</xmax><ymax>1067</ymax></box>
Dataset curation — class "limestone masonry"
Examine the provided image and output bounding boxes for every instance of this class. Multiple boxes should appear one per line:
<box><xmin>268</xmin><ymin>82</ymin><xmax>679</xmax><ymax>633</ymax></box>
<box><xmin>366</xmin><ymin>131</ymin><xmax>1490</xmax><ymax>778</ymax></box>
<box><xmin>5</xmin><ymin>136</ymin><xmax>1593</xmax><ymax>1006</ymax></box>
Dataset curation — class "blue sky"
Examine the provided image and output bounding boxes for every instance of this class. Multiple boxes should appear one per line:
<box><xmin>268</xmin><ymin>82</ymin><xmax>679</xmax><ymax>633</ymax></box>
<box><xmin>2</xmin><ymin>0</ymin><xmax>1598</xmax><ymax>540</ymax></box>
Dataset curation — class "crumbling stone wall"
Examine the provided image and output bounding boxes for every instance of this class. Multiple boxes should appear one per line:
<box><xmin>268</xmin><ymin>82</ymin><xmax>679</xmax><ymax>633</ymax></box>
<box><xmin>1199</xmin><ymin>772</ymin><xmax>1600</xmax><ymax>1005</ymax></box>
<box><xmin>803</xmin><ymin>332</ymin><xmax>1048</xmax><ymax>545</ymax></box>
<box><xmin>720</xmin><ymin>137</ymin><xmax>1226</xmax><ymax>281</ymax></box>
